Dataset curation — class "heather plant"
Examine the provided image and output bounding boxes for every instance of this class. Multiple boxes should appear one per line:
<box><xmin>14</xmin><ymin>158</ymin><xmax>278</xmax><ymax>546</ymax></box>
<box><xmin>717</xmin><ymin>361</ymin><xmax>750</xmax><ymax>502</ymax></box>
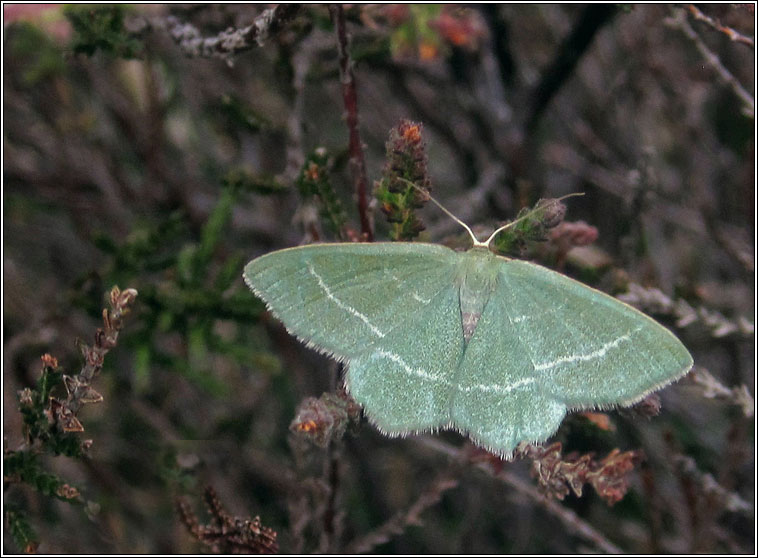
<box><xmin>3</xmin><ymin>4</ymin><xmax>753</xmax><ymax>554</ymax></box>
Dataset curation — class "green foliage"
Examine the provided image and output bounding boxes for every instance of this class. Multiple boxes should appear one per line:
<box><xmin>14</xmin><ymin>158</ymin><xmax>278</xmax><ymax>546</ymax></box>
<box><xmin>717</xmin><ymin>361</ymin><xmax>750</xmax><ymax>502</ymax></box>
<box><xmin>222</xmin><ymin>167</ymin><xmax>288</xmax><ymax>196</ymax></box>
<box><xmin>35</xmin><ymin>362</ymin><xmax>63</xmax><ymax>406</ymax></box>
<box><xmin>179</xmin><ymin>187</ymin><xmax>238</xmax><ymax>286</ymax></box>
<box><xmin>46</xmin><ymin>433</ymin><xmax>87</xmax><ymax>459</ymax></box>
<box><xmin>4</xmin><ymin>451</ymin><xmax>80</xmax><ymax>503</ymax></box>
<box><xmin>64</xmin><ymin>4</ymin><xmax>143</xmax><ymax>58</ymax></box>
<box><xmin>297</xmin><ymin>148</ymin><xmax>349</xmax><ymax>237</ymax></box>
<box><xmin>5</xmin><ymin>508</ymin><xmax>38</xmax><ymax>554</ymax></box>
<box><xmin>16</xmin><ymin>362</ymin><xmax>84</xmax><ymax>458</ymax></box>
<box><xmin>90</xmin><ymin>182</ymin><xmax>272</xmax><ymax>397</ymax></box>
<box><xmin>219</xmin><ymin>94</ymin><xmax>272</xmax><ymax>134</ymax></box>
<box><xmin>6</xmin><ymin>22</ymin><xmax>65</xmax><ymax>85</ymax></box>
<box><xmin>4</xmin><ymin>287</ymin><xmax>140</xmax><ymax>548</ymax></box>
<box><xmin>18</xmin><ymin>397</ymin><xmax>49</xmax><ymax>448</ymax></box>
<box><xmin>6</xmin><ymin>173</ymin><xmax>278</xmax><ymax>547</ymax></box>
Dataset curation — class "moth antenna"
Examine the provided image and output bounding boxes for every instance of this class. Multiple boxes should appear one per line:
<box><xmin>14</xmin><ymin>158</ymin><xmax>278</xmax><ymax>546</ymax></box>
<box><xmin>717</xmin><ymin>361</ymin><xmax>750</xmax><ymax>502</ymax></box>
<box><xmin>482</xmin><ymin>192</ymin><xmax>585</xmax><ymax>248</ymax></box>
<box><xmin>424</xmin><ymin>194</ymin><xmax>485</xmax><ymax>247</ymax></box>
<box><xmin>399</xmin><ymin>179</ymin><xmax>484</xmax><ymax>247</ymax></box>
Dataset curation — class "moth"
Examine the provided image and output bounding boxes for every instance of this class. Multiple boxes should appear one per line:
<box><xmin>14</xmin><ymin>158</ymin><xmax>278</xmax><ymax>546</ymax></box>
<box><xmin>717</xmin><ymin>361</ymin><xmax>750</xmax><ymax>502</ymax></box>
<box><xmin>243</xmin><ymin>196</ymin><xmax>692</xmax><ymax>455</ymax></box>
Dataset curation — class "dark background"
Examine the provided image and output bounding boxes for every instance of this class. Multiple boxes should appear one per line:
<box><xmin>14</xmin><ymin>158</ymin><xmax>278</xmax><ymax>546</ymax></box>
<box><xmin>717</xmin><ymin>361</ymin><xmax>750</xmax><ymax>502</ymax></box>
<box><xmin>3</xmin><ymin>4</ymin><xmax>754</xmax><ymax>554</ymax></box>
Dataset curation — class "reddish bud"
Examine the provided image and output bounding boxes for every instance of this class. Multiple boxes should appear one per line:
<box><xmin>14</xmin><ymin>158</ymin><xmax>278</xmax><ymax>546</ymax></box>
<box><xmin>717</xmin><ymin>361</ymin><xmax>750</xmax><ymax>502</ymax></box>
<box><xmin>41</xmin><ymin>354</ymin><xmax>59</xmax><ymax>369</ymax></box>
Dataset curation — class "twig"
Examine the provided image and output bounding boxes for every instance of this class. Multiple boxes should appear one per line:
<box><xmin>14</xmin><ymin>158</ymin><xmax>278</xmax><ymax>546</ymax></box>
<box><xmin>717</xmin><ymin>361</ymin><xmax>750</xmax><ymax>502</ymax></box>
<box><xmin>672</xmin><ymin>455</ymin><xmax>753</xmax><ymax>516</ymax></box>
<box><xmin>317</xmin><ymin>445</ymin><xmax>344</xmax><ymax>553</ymax></box>
<box><xmin>285</xmin><ymin>31</ymin><xmax>327</xmax><ymax>183</ymax></box>
<box><xmin>498</xmin><ymin>465</ymin><xmax>623</xmax><ymax>554</ymax></box>
<box><xmin>344</xmin><ymin>469</ymin><xmax>460</xmax><ymax>554</ymax></box>
<box><xmin>330</xmin><ymin>4</ymin><xmax>373</xmax><ymax>241</ymax></box>
<box><xmin>700</xmin><ymin>208</ymin><xmax>755</xmax><ymax>274</ymax></box>
<box><xmin>525</xmin><ymin>5</ymin><xmax>618</xmax><ymax>132</ymax></box>
<box><xmin>177</xmin><ymin>486</ymin><xmax>279</xmax><ymax>553</ymax></box>
<box><xmin>685</xmin><ymin>5</ymin><xmax>754</xmax><ymax>48</ymax></box>
<box><xmin>617</xmin><ymin>282</ymin><xmax>754</xmax><ymax>340</ymax></box>
<box><xmin>286</xmin><ymin>484</ymin><xmax>310</xmax><ymax>554</ymax></box>
<box><xmin>157</xmin><ymin>4</ymin><xmax>301</xmax><ymax>63</ymax></box>
<box><xmin>687</xmin><ymin>366</ymin><xmax>754</xmax><ymax>418</ymax></box>
<box><xmin>710</xmin><ymin>224</ymin><xmax>755</xmax><ymax>274</ymax></box>
<box><xmin>666</xmin><ymin>9</ymin><xmax>754</xmax><ymax>118</ymax></box>
<box><xmin>417</xmin><ymin>437</ymin><xmax>623</xmax><ymax>554</ymax></box>
<box><xmin>286</xmin><ymin>31</ymin><xmax>330</xmax><ymax>242</ymax></box>
<box><xmin>38</xmin><ymin>286</ymin><xmax>138</xmax><ymax>436</ymax></box>
<box><xmin>66</xmin><ymin>287</ymin><xmax>138</xmax><ymax>416</ymax></box>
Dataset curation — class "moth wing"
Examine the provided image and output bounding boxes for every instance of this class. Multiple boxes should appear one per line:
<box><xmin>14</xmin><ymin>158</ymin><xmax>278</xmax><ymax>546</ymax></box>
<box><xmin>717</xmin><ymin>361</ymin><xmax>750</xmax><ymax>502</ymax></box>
<box><xmin>451</xmin><ymin>289</ymin><xmax>567</xmax><ymax>456</ymax></box>
<box><xmin>450</xmin><ymin>258</ymin><xmax>692</xmax><ymax>456</ymax></box>
<box><xmin>347</xmin><ymin>278</ymin><xmax>464</xmax><ymax>435</ymax></box>
<box><xmin>244</xmin><ymin>242</ymin><xmax>466</xmax><ymax>433</ymax></box>
<box><xmin>497</xmin><ymin>260</ymin><xmax>693</xmax><ymax>410</ymax></box>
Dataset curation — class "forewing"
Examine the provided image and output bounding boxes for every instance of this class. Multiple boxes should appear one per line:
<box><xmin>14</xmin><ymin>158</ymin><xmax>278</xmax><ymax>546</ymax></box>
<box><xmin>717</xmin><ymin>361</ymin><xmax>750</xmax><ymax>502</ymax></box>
<box><xmin>245</xmin><ymin>242</ymin><xmax>466</xmax><ymax>433</ymax></box>
<box><xmin>497</xmin><ymin>260</ymin><xmax>693</xmax><ymax>409</ymax></box>
<box><xmin>244</xmin><ymin>242</ymin><xmax>459</xmax><ymax>358</ymax></box>
<box><xmin>346</xmin><ymin>280</ymin><xmax>463</xmax><ymax>435</ymax></box>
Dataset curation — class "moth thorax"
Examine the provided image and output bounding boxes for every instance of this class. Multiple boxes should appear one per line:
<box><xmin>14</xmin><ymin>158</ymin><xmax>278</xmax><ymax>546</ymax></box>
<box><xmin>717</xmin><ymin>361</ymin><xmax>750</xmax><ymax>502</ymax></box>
<box><xmin>457</xmin><ymin>252</ymin><xmax>500</xmax><ymax>343</ymax></box>
<box><xmin>461</xmin><ymin>311</ymin><xmax>480</xmax><ymax>343</ymax></box>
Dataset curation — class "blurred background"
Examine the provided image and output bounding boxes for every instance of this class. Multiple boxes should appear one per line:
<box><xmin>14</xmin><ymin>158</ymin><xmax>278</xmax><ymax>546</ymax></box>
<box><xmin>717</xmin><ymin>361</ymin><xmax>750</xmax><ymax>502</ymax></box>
<box><xmin>3</xmin><ymin>4</ymin><xmax>754</xmax><ymax>553</ymax></box>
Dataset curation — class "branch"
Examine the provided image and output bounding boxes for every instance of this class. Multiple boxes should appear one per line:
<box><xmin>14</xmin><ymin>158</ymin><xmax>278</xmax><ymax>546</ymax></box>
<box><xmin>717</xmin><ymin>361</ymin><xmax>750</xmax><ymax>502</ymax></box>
<box><xmin>177</xmin><ymin>486</ymin><xmax>279</xmax><ymax>553</ymax></box>
<box><xmin>66</xmin><ymin>286</ymin><xmax>138</xmax><ymax>416</ymax></box>
<box><xmin>617</xmin><ymin>282</ymin><xmax>754</xmax><ymax>340</ymax></box>
<box><xmin>666</xmin><ymin>8</ymin><xmax>754</xmax><ymax>118</ymax></box>
<box><xmin>344</xmin><ymin>469</ymin><xmax>460</xmax><ymax>553</ymax></box>
<box><xmin>700</xmin><ymin>208</ymin><xmax>754</xmax><ymax>274</ymax></box>
<box><xmin>417</xmin><ymin>437</ymin><xmax>623</xmax><ymax>554</ymax></box>
<box><xmin>672</xmin><ymin>455</ymin><xmax>753</xmax><ymax>516</ymax></box>
<box><xmin>14</xmin><ymin>286</ymin><xmax>138</xmax><ymax>448</ymax></box>
<box><xmin>497</xmin><ymin>465</ymin><xmax>623</xmax><ymax>554</ymax></box>
<box><xmin>285</xmin><ymin>31</ymin><xmax>331</xmax><ymax>183</ymax></box>
<box><xmin>158</xmin><ymin>4</ymin><xmax>301</xmax><ymax>63</ymax></box>
<box><xmin>525</xmin><ymin>5</ymin><xmax>618</xmax><ymax>132</ymax></box>
<box><xmin>685</xmin><ymin>5</ymin><xmax>754</xmax><ymax>48</ymax></box>
<box><xmin>317</xmin><ymin>447</ymin><xmax>343</xmax><ymax>553</ymax></box>
<box><xmin>687</xmin><ymin>366</ymin><xmax>754</xmax><ymax>418</ymax></box>
<box><xmin>330</xmin><ymin>4</ymin><xmax>373</xmax><ymax>241</ymax></box>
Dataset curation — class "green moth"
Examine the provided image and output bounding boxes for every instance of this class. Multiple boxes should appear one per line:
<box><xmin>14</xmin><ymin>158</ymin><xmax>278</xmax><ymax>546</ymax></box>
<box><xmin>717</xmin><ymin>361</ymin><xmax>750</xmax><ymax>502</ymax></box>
<box><xmin>243</xmin><ymin>203</ymin><xmax>693</xmax><ymax>456</ymax></box>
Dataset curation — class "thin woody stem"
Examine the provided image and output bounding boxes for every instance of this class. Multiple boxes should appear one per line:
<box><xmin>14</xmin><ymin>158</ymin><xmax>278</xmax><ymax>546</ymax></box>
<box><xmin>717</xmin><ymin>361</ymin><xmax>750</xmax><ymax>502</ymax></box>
<box><xmin>160</xmin><ymin>4</ymin><xmax>301</xmax><ymax>60</ymax></box>
<box><xmin>667</xmin><ymin>8</ymin><xmax>754</xmax><ymax>117</ymax></box>
<box><xmin>330</xmin><ymin>4</ymin><xmax>373</xmax><ymax>241</ymax></box>
<box><xmin>685</xmin><ymin>4</ymin><xmax>754</xmax><ymax>48</ymax></box>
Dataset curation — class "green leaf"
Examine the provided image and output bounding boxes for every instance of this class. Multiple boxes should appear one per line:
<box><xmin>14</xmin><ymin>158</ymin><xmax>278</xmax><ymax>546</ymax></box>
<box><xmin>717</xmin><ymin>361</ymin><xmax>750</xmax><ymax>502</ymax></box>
<box><xmin>5</xmin><ymin>508</ymin><xmax>39</xmax><ymax>553</ymax></box>
<box><xmin>297</xmin><ymin>149</ymin><xmax>348</xmax><ymax>237</ymax></box>
<box><xmin>7</xmin><ymin>21</ymin><xmax>65</xmax><ymax>86</ymax></box>
<box><xmin>64</xmin><ymin>4</ymin><xmax>143</xmax><ymax>58</ymax></box>
<box><xmin>4</xmin><ymin>450</ymin><xmax>81</xmax><ymax>500</ymax></box>
<box><xmin>223</xmin><ymin>167</ymin><xmax>287</xmax><ymax>195</ymax></box>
